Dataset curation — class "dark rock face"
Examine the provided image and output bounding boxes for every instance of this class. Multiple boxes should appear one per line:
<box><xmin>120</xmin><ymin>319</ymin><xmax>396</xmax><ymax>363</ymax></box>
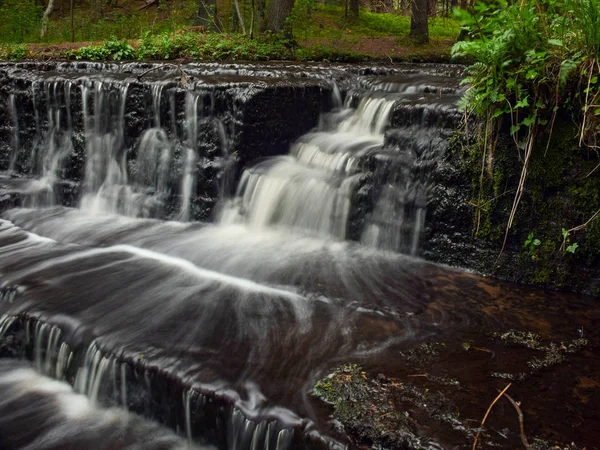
<box><xmin>422</xmin><ymin>120</ymin><xmax>600</xmax><ymax>297</ymax></box>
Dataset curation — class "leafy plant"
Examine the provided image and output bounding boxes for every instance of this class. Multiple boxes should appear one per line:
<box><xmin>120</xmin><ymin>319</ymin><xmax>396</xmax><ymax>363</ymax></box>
<box><xmin>72</xmin><ymin>37</ymin><xmax>135</xmax><ymax>61</ymax></box>
<box><xmin>452</xmin><ymin>0</ymin><xmax>600</xmax><ymax>254</ymax></box>
<box><xmin>561</xmin><ymin>228</ymin><xmax>579</xmax><ymax>254</ymax></box>
<box><xmin>524</xmin><ymin>232</ymin><xmax>541</xmax><ymax>256</ymax></box>
<box><xmin>0</xmin><ymin>44</ymin><xmax>28</xmax><ymax>60</ymax></box>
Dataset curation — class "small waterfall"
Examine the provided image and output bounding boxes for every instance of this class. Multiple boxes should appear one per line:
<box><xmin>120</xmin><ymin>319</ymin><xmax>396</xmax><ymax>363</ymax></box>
<box><xmin>79</xmin><ymin>80</ymin><xmax>131</xmax><ymax>214</ymax></box>
<box><xmin>219</xmin><ymin>81</ymin><xmax>456</xmax><ymax>254</ymax></box>
<box><xmin>2</xmin><ymin>73</ymin><xmax>236</xmax><ymax>221</ymax></box>
<box><xmin>8</xmin><ymin>94</ymin><xmax>20</xmax><ymax>173</ymax></box>
<box><xmin>179</xmin><ymin>91</ymin><xmax>200</xmax><ymax>221</ymax></box>
<box><xmin>220</xmin><ymin>95</ymin><xmax>395</xmax><ymax>241</ymax></box>
<box><xmin>30</xmin><ymin>80</ymin><xmax>75</xmax><ymax>206</ymax></box>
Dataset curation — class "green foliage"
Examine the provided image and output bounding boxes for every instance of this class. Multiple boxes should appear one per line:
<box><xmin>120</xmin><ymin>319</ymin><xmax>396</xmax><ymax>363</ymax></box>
<box><xmin>0</xmin><ymin>44</ymin><xmax>28</xmax><ymax>60</ymax></box>
<box><xmin>138</xmin><ymin>32</ymin><xmax>198</xmax><ymax>60</ymax></box>
<box><xmin>452</xmin><ymin>0</ymin><xmax>600</xmax><ymax>141</ymax></box>
<box><xmin>561</xmin><ymin>228</ymin><xmax>579</xmax><ymax>253</ymax></box>
<box><xmin>0</xmin><ymin>0</ymin><xmax>42</xmax><ymax>44</ymax></box>
<box><xmin>453</xmin><ymin>0</ymin><xmax>600</xmax><ymax>257</ymax></box>
<box><xmin>40</xmin><ymin>2</ymin><xmax>198</xmax><ymax>43</ymax></box>
<box><xmin>524</xmin><ymin>232</ymin><xmax>541</xmax><ymax>256</ymax></box>
<box><xmin>72</xmin><ymin>37</ymin><xmax>135</xmax><ymax>61</ymax></box>
<box><xmin>195</xmin><ymin>34</ymin><xmax>294</xmax><ymax>61</ymax></box>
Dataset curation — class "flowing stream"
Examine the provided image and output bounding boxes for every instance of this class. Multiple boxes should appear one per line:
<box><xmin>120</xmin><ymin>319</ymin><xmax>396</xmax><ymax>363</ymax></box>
<box><xmin>0</xmin><ymin>62</ymin><xmax>597</xmax><ymax>450</ymax></box>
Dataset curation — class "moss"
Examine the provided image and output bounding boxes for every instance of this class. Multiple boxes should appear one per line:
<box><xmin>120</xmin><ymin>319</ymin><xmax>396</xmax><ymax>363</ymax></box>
<box><xmin>457</xmin><ymin>117</ymin><xmax>600</xmax><ymax>294</ymax></box>
<box><xmin>312</xmin><ymin>363</ymin><xmax>461</xmax><ymax>449</ymax></box>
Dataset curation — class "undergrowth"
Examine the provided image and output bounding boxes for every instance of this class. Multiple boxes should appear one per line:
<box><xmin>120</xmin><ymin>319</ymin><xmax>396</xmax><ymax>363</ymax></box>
<box><xmin>73</xmin><ymin>38</ymin><xmax>135</xmax><ymax>61</ymax></box>
<box><xmin>0</xmin><ymin>44</ymin><xmax>28</xmax><ymax>61</ymax></box>
<box><xmin>452</xmin><ymin>0</ymin><xmax>600</xmax><ymax>254</ymax></box>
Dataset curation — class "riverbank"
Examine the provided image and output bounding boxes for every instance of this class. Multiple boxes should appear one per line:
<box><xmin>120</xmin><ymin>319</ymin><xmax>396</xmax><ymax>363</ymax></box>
<box><xmin>1</xmin><ymin>34</ymin><xmax>455</xmax><ymax>63</ymax></box>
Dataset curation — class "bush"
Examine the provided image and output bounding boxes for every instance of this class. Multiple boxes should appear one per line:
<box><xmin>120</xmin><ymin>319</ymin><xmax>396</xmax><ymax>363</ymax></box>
<box><xmin>138</xmin><ymin>31</ymin><xmax>200</xmax><ymax>60</ymax></box>
<box><xmin>71</xmin><ymin>37</ymin><xmax>136</xmax><ymax>61</ymax></box>
<box><xmin>0</xmin><ymin>44</ymin><xmax>28</xmax><ymax>60</ymax></box>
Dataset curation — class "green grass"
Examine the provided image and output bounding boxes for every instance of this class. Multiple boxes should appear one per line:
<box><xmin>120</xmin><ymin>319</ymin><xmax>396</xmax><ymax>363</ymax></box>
<box><xmin>292</xmin><ymin>5</ymin><xmax>460</xmax><ymax>41</ymax></box>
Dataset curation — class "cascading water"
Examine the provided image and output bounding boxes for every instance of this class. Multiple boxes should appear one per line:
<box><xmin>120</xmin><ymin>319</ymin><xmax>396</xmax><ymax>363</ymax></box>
<box><xmin>7</xmin><ymin>62</ymin><xmax>588</xmax><ymax>450</ymax></box>
<box><xmin>219</xmin><ymin>94</ymin><xmax>395</xmax><ymax>242</ymax></box>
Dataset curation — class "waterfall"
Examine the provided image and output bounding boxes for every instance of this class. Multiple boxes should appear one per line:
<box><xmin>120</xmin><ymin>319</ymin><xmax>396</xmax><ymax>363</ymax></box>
<box><xmin>0</xmin><ymin>62</ymin><xmax>465</xmax><ymax>450</ymax></box>
<box><xmin>219</xmin><ymin>95</ymin><xmax>395</xmax><ymax>241</ymax></box>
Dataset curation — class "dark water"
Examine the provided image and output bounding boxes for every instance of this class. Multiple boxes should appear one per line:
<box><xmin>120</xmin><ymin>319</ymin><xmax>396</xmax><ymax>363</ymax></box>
<box><xmin>0</xmin><ymin>62</ymin><xmax>597</xmax><ymax>449</ymax></box>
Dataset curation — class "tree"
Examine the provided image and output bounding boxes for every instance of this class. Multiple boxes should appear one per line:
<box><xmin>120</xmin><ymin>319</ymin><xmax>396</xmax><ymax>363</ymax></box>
<box><xmin>266</xmin><ymin>0</ymin><xmax>295</xmax><ymax>33</ymax></box>
<box><xmin>256</xmin><ymin>0</ymin><xmax>266</xmax><ymax>32</ymax></box>
<box><xmin>409</xmin><ymin>0</ymin><xmax>428</xmax><ymax>43</ymax></box>
<box><xmin>194</xmin><ymin>0</ymin><xmax>221</xmax><ymax>31</ymax></box>
<box><xmin>40</xmin><ymin>0</ymin><xmax>55</xmax><ymax>38</ymax></box>
<box><xmin>347</xmin><ymin>0</ymin><xmax>359</xmax><ymax>19</ymax></box>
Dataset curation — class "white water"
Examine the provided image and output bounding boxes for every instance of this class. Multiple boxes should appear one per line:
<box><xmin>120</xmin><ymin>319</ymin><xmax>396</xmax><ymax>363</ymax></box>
<box><xmin>0</xmin><ymin>360</ymin><xmax>202</xmax><ymax>450</ymax></box>
<box><xmin>219</xmin><ymin>95</ymin><xmax>395</xmax><ymax>241</ymax></box>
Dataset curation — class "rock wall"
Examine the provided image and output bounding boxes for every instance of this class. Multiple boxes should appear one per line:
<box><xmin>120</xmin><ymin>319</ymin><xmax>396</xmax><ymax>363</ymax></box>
<box><xmin>423</xmin><ymin>118</ymin><xmax>600</xmax><ymax>296</ymax></box>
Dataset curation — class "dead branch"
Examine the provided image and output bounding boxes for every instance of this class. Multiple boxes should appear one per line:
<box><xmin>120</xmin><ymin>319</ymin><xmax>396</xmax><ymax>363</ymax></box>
<box><xmin>499</xmin><ymin>125</ymin><xmax>536</xmax><ymax>257</ymax></box>
<box><xmin>472</xmin><ymin>382</ymin><xmax>512</xmax><ymax>450</ymax></box>
<box><xmin>500</xmin><ymin>391</ymin><xmax>530</xmax><ymax>449</ymax></box>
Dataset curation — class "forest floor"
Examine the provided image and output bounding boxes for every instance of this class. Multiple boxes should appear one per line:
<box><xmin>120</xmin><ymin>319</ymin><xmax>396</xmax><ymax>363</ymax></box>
<box><xmin>1</xmin><ymin>2</ymin><xmax>460</xmax><ymax>62</ymax></box>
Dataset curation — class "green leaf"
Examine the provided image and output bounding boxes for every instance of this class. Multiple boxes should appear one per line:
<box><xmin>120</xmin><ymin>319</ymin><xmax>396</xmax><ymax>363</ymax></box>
<box><xmin>492</xmin><ymin>108</ymin><xmax>506</xmax><ymax>119</ymax></box>
<box><xmin>526</xmin><ymin>69</ymin><xmax>538</xmax><ymax>80</ymax></box>
<box><xmin>548</xmin><ymin>39</ymin><xmax>563</xmax><ymax>46</ymax></box>
<box><xmin>521</xmin><ymin>116</ymin><xmax>535</xmax><ymax>127</ymax></box>
<box><xmin>566</xmin><ymin>242</ymin><xmax>578</xmax><ymax>253</ymax></box>
<box><xmin>515</xmin><ymin>97</ymin><xmax>529</xmax><ymax>109</ymax></box>
<box><xmin>533</xmin><ymin>239</ymin><xmax>541</xmax><ymax>246</ymax></box>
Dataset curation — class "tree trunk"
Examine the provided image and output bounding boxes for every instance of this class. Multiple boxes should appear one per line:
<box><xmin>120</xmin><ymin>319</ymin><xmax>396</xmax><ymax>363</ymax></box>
<box><xmin>70</xmin><ymin>0</ymin><xmax>74</xmax><ymax>42</ymax></box>
<box><xmin>409</xmin><ymin>0</ymin><xmax>428</xmax><ymax>43</ymax></box>
<box><xmin>256</xmin><ymin>0</ymin><xmax>266</xmax><ymax>32</ymax></box>
<box><xmin>349</xmin><ymin>0</ymin><xmax>359</xmax><ymax>19</ymax></box>
<box><xmin>266</xmin><ymin>0</ymin><xmax>295</xmax><ymax>33</ymax></box>
<box><xmin>41</xmin><ymin>0</ymin><xmax>56</xmax><ymax>38</ymax></box>
<box><xmin>233</xmin><ymin>0</ymin><xmax>246</xmax><ymax>34</ymax></box>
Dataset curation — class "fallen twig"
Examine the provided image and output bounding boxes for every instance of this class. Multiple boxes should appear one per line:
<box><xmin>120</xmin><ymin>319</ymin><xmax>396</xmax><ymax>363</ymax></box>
<box><xmin>500</xmin><ymin>390</ymin><xmax>530</xmax><ymax>449</ymax></box>
<box><xmin>472</xmin><ymin>382</ymin><xmax>512</xmax><ymax>450</ymax></box>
